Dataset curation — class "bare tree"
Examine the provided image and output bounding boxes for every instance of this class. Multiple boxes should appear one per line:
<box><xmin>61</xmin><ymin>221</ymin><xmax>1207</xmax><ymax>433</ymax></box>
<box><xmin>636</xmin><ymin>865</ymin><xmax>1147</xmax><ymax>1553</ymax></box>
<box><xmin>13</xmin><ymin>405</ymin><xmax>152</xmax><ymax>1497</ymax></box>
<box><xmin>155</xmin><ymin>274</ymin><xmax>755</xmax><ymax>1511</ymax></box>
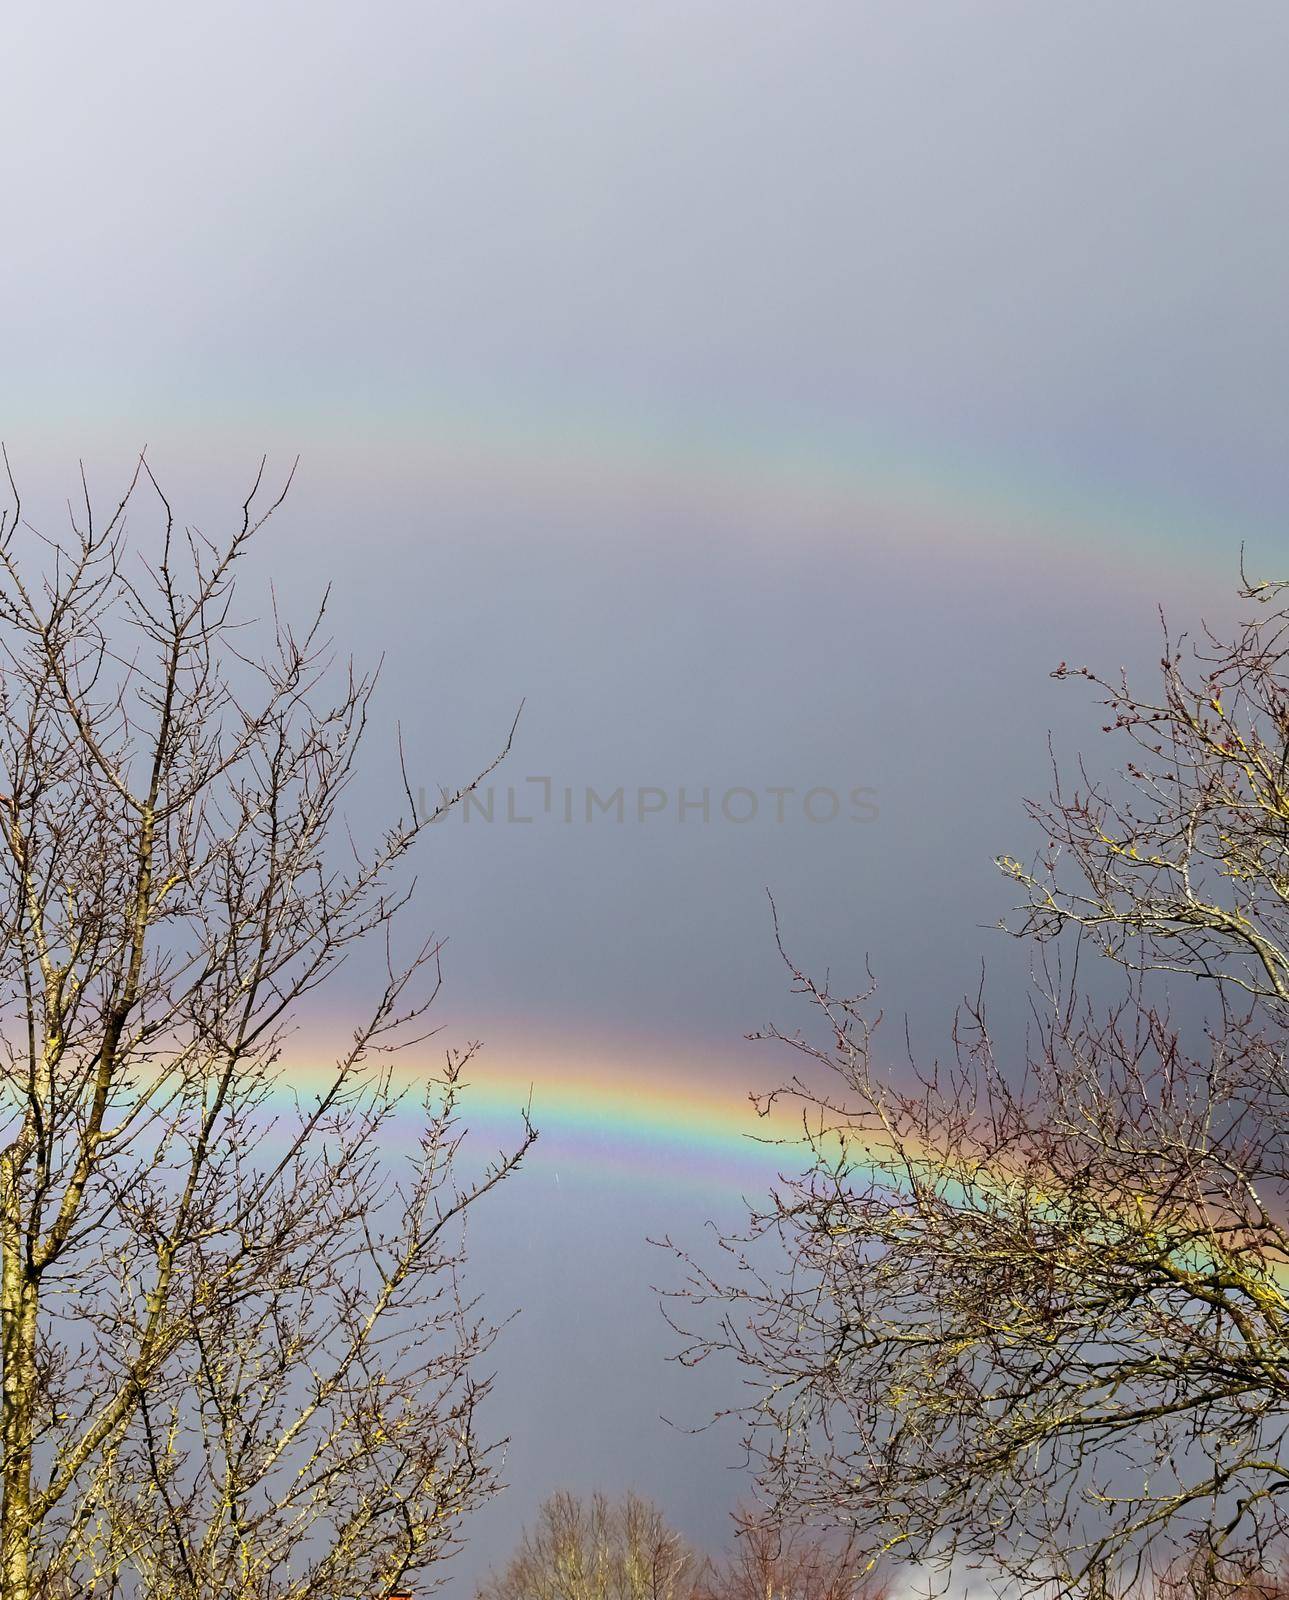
<box><xmin>666</xmin><ymin>572</ymin><xmax>1289</xmax><ymax>1596</ymax></box>
<box><xmin>693</xmin><ymin>1510</ymin><xmax>886</xmax><ymax>1600</ymax></box>
<box><xmin>1000</xmin><ymin>565</ymin><xmax>1289</xmax><ymax>1008</ymax></box>
<box><xmin>1158</xmin><ymin>1553</ymin><xmax>1289</xmax><ymax>1600</ymax></box>
<box><xmin>0</xmin><ymin>455</ymin><xmax>534</xmax><ymax>1599</ymax></box>
<box><xmin>477</xmin><ymin>1492</ymin><xmax>885</xmax><ymax>1600</ymax></box>
<box><xmin>476</xmin><ymin>1491</ymin><xmax>700</xmax><ymax>1600</ymax></box>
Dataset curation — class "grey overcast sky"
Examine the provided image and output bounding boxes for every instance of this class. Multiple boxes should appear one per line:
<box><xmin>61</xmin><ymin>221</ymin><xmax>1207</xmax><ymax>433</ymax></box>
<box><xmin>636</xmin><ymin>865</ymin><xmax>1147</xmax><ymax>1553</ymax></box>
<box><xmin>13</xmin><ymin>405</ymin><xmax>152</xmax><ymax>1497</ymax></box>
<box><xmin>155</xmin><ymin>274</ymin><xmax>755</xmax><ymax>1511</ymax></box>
<box><xmin>5</xmin><ymin>3</ymin><xmax>1289</xmax><ymax>1591</ymax></box>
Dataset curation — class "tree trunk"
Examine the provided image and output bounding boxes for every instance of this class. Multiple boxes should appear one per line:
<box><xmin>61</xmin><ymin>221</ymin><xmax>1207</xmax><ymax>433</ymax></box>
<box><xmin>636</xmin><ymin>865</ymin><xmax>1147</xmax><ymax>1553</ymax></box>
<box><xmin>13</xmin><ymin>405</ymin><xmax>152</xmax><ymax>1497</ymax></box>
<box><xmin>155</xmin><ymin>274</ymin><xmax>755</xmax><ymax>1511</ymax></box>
<box><xmin>1</xmin><ymin>1155</ymin><xmax>36</xmax><ymax>1600</ymax></box>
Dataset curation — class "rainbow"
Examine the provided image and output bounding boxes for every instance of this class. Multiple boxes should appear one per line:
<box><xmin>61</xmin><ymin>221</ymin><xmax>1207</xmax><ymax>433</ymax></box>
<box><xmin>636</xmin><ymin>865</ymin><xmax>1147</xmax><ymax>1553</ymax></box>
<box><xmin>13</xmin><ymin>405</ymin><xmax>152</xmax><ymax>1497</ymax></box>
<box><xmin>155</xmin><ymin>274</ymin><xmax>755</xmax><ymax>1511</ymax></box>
<box><xmin>269</xmin><ymin>1028</ymin><xmax>811</xmax><ymax>1202</ymax></box>
<box><xmin>257</xmin><ymin>1026</ymin><xmax>1289</xmax><ymax>1293</ymax></box>
<box><xmin>28</xmin><ymin>389</ymin><xmax>1268</xmax><ymax>600</ymax></box>
<box><xmin>364</xmin><ymin>395</ymin><xmax>1250</xmax><ymax>588</ymax></box>
<box><xmin>306</xmin><ymin>394</ymin><xmax>1260</xmax><ymax>603</ymax></box>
